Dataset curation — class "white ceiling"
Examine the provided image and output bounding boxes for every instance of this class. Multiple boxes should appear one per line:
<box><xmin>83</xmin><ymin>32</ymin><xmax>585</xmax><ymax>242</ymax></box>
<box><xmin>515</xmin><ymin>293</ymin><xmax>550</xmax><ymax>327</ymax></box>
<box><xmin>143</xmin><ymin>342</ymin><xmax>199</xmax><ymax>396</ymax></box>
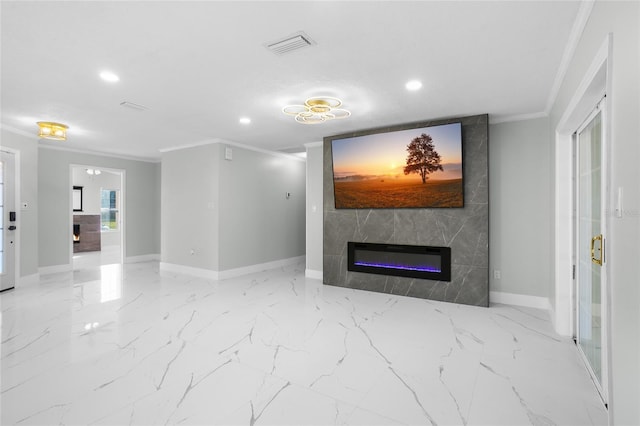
<box><xmin>1</xmin><ymin>1</ymin><xmax>582</xmax><ymax>160</ymax></box>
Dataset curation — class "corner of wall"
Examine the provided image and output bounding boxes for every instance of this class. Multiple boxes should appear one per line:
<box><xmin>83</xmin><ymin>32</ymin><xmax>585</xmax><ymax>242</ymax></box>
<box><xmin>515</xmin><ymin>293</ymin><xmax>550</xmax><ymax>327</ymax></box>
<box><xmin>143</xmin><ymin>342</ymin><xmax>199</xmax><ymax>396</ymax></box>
<box><xmin>305</xmin><ymin>269</ymin><xmax>323</xmax><ymax>280</ymax></box>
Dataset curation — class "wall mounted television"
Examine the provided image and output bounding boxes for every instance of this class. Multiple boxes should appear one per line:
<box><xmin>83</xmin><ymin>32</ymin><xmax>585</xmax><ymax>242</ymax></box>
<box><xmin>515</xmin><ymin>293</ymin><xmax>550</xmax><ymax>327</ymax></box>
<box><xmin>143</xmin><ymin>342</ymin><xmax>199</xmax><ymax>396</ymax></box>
<box><xmin>330</xmin><ymin>121</ymin><xmax>463</xmax><ymax>209</ymax></box>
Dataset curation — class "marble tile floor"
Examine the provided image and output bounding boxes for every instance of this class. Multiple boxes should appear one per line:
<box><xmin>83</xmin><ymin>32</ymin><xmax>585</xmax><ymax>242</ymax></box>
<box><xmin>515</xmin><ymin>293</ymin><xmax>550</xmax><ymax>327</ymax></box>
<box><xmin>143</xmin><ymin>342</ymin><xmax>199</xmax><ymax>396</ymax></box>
<box><xmin>73</xmin><ymin>244</ymin><xmax>122</xmax><ymax>269</ymax></box>
<box><xmin>1</xmin><ymin>261</ymin><xmax>608</xmax><ymax>426</ymax></box>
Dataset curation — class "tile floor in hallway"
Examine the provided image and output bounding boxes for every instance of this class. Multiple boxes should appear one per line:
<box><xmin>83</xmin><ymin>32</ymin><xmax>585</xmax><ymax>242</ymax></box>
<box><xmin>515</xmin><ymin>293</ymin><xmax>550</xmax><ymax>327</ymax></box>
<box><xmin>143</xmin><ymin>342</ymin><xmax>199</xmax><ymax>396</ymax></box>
<box><xmin>72</xmin><ymin>245</ymin><xmax>122</xmax><ymax>269</ymax></box>
<box><xmin>1</xmin><ymin>261</ymin><xmax>607</xmax><ymax>425</ymax></box>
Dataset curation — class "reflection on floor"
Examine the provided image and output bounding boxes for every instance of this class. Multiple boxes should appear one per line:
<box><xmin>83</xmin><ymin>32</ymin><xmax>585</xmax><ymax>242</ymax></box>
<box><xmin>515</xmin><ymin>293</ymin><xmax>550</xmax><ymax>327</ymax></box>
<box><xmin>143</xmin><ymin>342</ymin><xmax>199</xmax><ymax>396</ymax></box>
<box><xmin>73</xmin><ymin>244</ymin><xmax>121</xmax><ymax>269</ymax></box>
<box><xmin>1</xmin><ymin>262</ymin><xmax>608</xmax><ymax>425</ymax></box>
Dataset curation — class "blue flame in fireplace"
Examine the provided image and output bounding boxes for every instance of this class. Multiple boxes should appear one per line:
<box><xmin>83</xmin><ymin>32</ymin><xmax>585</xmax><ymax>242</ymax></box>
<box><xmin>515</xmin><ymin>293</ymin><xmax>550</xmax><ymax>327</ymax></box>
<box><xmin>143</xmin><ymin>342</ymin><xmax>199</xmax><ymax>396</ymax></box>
<box><xmin>353</xmin><ymin>262</ymin><xmax>441</xmax><ymax>273</ymax></box>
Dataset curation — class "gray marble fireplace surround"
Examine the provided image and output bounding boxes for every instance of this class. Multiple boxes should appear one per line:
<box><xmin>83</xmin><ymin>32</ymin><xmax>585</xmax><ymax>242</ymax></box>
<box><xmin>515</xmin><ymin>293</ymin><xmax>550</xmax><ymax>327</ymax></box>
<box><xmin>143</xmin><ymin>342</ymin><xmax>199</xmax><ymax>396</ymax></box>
<box><xmin>323</xmin><ymin>114</ymin><xmax>489</xmax><ymax>307</ymax></box>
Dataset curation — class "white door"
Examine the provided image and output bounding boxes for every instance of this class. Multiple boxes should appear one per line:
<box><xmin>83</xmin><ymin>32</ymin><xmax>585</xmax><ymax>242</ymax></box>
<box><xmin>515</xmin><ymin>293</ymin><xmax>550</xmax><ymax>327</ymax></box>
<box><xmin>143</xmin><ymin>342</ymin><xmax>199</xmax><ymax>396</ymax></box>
<box><xmin>575</xmin><ymin>104</ymin><xmax>607</xmax><ymax>402</ymax></box>
<box><xmin>0</xmin><ymin>150</ymin><xmax>17</xmax><ymax>291</ymax></box>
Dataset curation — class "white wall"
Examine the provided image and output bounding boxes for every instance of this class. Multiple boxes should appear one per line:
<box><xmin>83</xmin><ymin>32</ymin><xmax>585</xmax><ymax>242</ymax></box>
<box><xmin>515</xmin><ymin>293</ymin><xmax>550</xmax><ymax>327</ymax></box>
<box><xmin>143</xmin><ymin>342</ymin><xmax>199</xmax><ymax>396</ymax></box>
<box><xmin>38</xmin><ymin>147</ymin><xmax>160</xmax><ymax>268</ymax></box>
<box><xmin>161</xmin><ymin>142</ymin><xmax>306</xmax><ymax>274</ymax></box>
<box><xmin>305</xmin><ymin>143</ymin><xmax>323</xmax><ymax>277</ymax></box>
<box><xmin>549</xmin><ymin>2</ymin><xmax>640</xmax><ymax>424</ymax></box>
<box><xmin>0</xmin><ymin>128</ymin><xmax>39</xmax><ymax>278</ymax></box>
<box><xmin>161</xmin><ymin>143</ymin><xmax>220</xmax><ymax>271</ymax></box>
<box><xmin>489</xmin><ymin>117</ymin><xmax>552</xmax><ymax>298</ymax></box>
<box><xmin>218</xmin><ymin>144</ymin><xmax>306</xmax><ymax>271</ymax></box>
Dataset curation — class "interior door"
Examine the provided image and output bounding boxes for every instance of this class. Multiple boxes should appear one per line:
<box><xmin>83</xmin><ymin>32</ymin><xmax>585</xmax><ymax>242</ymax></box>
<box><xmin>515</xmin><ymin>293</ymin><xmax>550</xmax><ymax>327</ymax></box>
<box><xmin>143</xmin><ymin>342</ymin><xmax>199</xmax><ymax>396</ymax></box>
<box><xmin>0</xmin><ymin>150</ymin><xmax>16</xmax><ymax>292</ymax></box>
<box><xmin>575</xmin><ymin>105</ymin><xmax>607</xmax><ymax>401</ymax></box>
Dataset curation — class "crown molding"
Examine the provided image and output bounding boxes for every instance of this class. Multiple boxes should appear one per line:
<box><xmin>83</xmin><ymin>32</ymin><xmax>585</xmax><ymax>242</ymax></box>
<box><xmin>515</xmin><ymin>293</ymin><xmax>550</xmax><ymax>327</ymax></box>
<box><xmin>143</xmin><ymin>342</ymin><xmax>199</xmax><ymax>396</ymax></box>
<box><xmin>490</xmin><ymin>111</ymin><xmax>548</xmax><ymax>125</ymax></box>
<box><xmin>2</xmin><ymin>122</ymin><xmax>160</xmax><ymax>162</ymax></box>
<box><xmin>158</xmin><ymin>138</ymin><xmax>222</xmax><ymax>153</ymax></box>
<box><xmin>39</xmin><ymin>143</ymin><xmax>160</xmax><ymax>163</ymax></box>
<box><xmin>160</xmin><ymin>138</ymin><xmax>306</xmax><ymax>162</ymax></box>
<box><xmin>545</xmin><ymin>0</ymin><xmax>595</xmax><ymax>114</ymax></box>
<box><xmin>487</xmin><ymin>0</ymin><xmax>595</xmax><ymax>128</ymax></box>
<box><xmin>220</xmin><ymin>139</ymin><xmax>306</xmax><ymax>162</ymax></box>
<box><xmin>0</xmin><ymin>123</ymin><xmax>39</xmax><ymax>140</ymax></box>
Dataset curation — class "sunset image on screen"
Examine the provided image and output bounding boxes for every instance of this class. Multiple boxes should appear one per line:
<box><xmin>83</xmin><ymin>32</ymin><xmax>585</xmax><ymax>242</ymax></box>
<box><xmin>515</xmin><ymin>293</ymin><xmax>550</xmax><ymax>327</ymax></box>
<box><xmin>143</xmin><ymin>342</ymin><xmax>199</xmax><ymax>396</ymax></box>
<box><xmin>331</xmin><ymin>122</ymin><xmax>463</xmax><ymax>208</ymax></box>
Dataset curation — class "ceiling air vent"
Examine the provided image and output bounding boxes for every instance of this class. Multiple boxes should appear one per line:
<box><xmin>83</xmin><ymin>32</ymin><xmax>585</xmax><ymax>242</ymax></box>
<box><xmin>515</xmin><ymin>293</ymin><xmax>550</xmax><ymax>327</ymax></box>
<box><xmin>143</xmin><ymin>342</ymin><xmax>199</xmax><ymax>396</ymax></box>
<box><xmin>266</xmin><ymin>32</ymin><xmax>314</xmax><ymax>55</ymax></box>
<box><xmin>120</xmin><ymin>101</ymin><xmax>149</xmax><ymax>111</ymax></box>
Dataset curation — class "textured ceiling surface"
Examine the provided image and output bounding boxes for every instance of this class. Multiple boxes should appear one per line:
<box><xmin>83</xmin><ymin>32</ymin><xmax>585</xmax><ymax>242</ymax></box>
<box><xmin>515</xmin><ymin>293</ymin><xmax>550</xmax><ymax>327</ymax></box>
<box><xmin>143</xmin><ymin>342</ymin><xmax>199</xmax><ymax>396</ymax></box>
<box><xmin>1</xmin><ymin>1</ymin><xmax>581</xmax><ymax>159</ymax></box>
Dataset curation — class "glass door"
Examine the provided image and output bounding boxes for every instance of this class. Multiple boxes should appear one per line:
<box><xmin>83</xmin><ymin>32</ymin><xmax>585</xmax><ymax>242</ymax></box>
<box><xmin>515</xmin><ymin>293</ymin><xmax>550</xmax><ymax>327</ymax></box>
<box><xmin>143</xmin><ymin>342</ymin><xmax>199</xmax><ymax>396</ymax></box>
<box><xmin>575</xmin><ymin>106</ymin><xmax>607</xmax><ymax>401</ymax></box>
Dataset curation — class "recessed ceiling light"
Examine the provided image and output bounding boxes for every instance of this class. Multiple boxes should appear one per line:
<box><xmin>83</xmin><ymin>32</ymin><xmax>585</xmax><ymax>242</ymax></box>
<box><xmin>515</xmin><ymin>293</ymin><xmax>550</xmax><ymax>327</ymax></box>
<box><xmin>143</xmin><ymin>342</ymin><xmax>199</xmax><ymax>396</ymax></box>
<box><xmin>405</xmin><ymin>80</ymin><xmax>422</xmax><ymax>91</ymax></box>
<box><xmin>239</xmin><ymin>117</ymin><xmax>251</xmax><ymax>125</ymax></box>
<box><xmin>100</xmin><ymin>71</ymin><xmax>120</xmax><ymax>82</ymax></box>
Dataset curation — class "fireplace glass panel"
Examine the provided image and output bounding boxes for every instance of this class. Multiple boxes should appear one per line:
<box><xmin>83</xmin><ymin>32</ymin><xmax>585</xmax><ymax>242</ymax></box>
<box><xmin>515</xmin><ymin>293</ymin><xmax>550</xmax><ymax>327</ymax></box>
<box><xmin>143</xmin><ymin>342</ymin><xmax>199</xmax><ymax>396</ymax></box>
<box><xmin>348</xmin><ymin>242</ymin><xmax>451</xmax><ymax>281</ymax></box>
<box><xmin>353</xmin><ymin>249</ymin><xmax>441</xmax><ymax>273</ymax></box>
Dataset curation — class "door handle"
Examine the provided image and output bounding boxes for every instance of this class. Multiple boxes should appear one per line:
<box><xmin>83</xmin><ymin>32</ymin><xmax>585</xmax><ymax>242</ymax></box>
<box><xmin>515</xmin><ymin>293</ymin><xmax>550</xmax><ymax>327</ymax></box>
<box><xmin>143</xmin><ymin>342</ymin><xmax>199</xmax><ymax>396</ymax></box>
<box><xmin>591</xmin><ymin>234</ymin><xmax>604</xmax><ymax>266</ymax></box>
<box><xmin>8</xmin><ymin>226</ymin><xmax>16</xmax><ymax>231</ymax></box>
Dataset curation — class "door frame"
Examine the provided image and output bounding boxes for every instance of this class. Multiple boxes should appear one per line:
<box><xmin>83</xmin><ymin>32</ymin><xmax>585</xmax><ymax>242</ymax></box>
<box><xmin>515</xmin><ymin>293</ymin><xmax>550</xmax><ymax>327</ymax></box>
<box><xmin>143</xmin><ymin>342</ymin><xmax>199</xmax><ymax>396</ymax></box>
<box><xmin>554</xmin><ymin>34</ymin><xmax>612</xmax><ymax>407</ymax></box>
<box><xmin>69</xmin><ymin>164</ymin><xmax>126</xmax><ymax>265</ymax></box>
<box><xmin>0</xmin><ymin>147</ymin><xmax>21</xmax><ymax>287</ymax></box>
<box><xmin>573</xmin><ymin>102</ymin><xmax>608</xmax><ymax>402</ymax></box>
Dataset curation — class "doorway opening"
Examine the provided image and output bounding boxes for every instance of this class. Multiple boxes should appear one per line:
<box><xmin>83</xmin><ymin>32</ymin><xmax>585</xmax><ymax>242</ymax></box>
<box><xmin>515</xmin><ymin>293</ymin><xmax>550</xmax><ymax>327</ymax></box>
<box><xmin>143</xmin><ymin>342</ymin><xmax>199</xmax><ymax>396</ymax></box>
<box><xmin>70</xmin><ymin>165</ymin><xmax>125</xmax><ymax>269</ymax></box>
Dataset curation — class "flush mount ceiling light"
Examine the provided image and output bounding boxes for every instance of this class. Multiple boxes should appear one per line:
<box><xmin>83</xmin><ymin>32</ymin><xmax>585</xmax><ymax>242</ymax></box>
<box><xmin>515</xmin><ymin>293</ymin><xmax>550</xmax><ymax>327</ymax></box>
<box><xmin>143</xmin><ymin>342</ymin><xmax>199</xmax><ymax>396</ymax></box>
<box><xmin>86</xmin><ymin>169</ymin><xmax>101</xmax><ymax>175</ymax></box>
<box><xmin>282</xmin><ymin>97</ymin><xmax>351</xmax><ymax>124</ymax></box>
<box><xmin>239</xmin><ymin>117</ymin><xmax>251</xmax><ymax>125</ymax></box>
<box><xmin>37</xmin><ymin>121</ymin><xmax>68</xmax><ymax>140</ymax></box>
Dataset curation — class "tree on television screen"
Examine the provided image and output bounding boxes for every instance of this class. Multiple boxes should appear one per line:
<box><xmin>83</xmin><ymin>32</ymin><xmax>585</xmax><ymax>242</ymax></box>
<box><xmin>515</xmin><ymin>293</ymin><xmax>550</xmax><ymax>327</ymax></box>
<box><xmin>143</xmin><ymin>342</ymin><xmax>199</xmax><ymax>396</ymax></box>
<box><xmin>403</xmin><ymin>133</ymin><xmax>444</xmax><ymax>183</ymax></box>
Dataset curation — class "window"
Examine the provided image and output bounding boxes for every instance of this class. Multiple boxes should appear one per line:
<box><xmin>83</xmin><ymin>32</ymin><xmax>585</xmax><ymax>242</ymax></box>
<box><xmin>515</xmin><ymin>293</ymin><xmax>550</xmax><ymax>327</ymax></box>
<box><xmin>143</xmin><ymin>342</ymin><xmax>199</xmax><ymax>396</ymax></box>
<box><xmin>100</xmin><ymin>189</ymin><xmax>119</xmax><ymax>231</ymax></box>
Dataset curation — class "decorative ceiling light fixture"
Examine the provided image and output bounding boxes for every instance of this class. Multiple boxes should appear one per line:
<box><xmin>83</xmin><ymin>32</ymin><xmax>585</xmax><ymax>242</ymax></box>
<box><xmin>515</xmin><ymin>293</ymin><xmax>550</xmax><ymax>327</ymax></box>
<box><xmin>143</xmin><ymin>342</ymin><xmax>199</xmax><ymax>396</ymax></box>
<box><xmin>283</xmin><ymin>96</ymin><xmax>351</xmax><ymax>124</ymax></box>
<box><xmin>37</xmin><ymin>121</ymin><xmax>68</xmax><ymax>140</ymax></box>
<box><xmin>86</xmin><ymin>169</ymin><xmax>101</xmax><ymax>176</ymax></box>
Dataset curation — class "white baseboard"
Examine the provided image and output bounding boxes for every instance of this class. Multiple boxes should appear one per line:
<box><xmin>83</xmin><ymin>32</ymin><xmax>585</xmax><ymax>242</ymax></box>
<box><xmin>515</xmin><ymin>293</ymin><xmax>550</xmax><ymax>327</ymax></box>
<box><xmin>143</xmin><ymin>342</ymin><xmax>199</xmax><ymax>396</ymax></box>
<box><xmin>217</xmin><ymin>256</ymin><xmax>305</xmax><ymax>280</ymax></box>
<box><xmin>490</xmin><ymin>291</ymin><xmax>551</xmax><ymax>310</ymax></box>
<box><xmin>19</xmin><ymin>273</ymin><xmax>40</xmax><ymax>285</ymax></box>
<box><xmin>305</xmin><ymin>269</ymin><xmax>323</xmax><ymax>280</ymax></box>
<box><xmin>160</xmin><ymin>256</ymin><xmax>305</xmax><ymax>281</ymax></box>
<box><xmin>39</xmin><ymin>263</ymin><xmax>73</xmax><ymax>275</ymax></box>
<box><xmin>125</xmin><ymin>253</ymin><xmax>160</xmax><ymax>263</ymax></box>
<box><xmin>159</xmin><ymin>262</ymin><xmax>219</xmax><ymax>280</ymax></box>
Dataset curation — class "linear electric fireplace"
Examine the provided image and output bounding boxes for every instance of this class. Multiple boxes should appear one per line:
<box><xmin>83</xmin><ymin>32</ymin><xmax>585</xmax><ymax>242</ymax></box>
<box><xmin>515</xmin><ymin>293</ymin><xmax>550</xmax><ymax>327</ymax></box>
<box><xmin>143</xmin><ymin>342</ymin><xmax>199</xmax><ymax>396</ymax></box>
<box><xmin>348</xmin><ymin>242</ymin><xmax>451</xmax><ymax>282</ymax></box>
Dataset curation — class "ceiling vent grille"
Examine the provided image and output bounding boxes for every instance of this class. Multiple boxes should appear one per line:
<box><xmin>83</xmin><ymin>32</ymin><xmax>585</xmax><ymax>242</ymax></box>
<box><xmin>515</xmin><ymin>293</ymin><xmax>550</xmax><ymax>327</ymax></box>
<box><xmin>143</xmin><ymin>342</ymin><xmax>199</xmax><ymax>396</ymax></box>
<box><xmin>266</xmin><ymin>32</ymin><xmax>314</xmax><ymax>55</ymax></box>
<box><xmin>120</xmin><ymin>101</ymin><xmax>149</xmax><ymax>111</ymax></box>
